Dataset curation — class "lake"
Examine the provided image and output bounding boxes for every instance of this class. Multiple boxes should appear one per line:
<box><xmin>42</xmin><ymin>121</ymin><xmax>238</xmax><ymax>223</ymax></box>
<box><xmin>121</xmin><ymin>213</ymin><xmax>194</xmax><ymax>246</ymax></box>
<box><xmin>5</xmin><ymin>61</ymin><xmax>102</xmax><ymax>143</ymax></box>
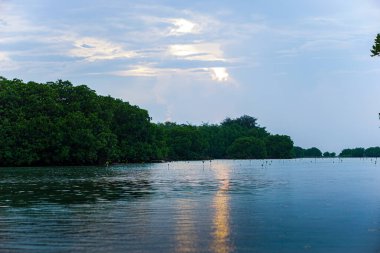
<box><xmin>1</xmin><ymin>158</ymin><xmax>380</xmax><ymax>252</ymax></box>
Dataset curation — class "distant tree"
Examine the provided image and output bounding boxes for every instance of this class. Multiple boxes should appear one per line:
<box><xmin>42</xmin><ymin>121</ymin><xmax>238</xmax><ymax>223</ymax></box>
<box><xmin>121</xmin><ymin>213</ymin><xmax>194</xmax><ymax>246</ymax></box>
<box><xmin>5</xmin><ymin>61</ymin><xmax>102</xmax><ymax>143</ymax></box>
<box><xmin>330</xmin><ymin>152</ymin><xmax>336</xmax><ymax>157</ymax></box>
<box><xmin>323</xmin><ymin>152</ymin><xmax>330</xmax><ymax>157</ymax></box>
<box><xmin>339</xmin><ymin>149</ymin><xmax>352</xmax><ymax>157</ymax></box>
<box><xmin>227</xmin><ymin>137</ymin><xmax>267</xmax><ymax>159</ymax></box>
<box><xmin>221</xmin><ymin>115</ymin><xmax>258</xmax><ymax>129</ymax></box>
<box><xmin>304</xmin><ymin>147</ymin><xmax>322</xmax><ymax>158</ymax></box>
<box><xmin>339</xmin><ymin>148</ymin><xmax>365</xmax><ymax>158</ymax></box>
<box><xmin>265</xmin><ymin>135</ymin><xmax>294</xmax><ymax>159</ymax></box>
<box><xmin>371</xmin><ymin>34</ymin><xmax>380</xmax><ymax>57</ymax></box>
<box><xmin>292</xmin><ymin>146</ymin><xmax>305</xmax><ymax>158</ymax></box>
<box><xmin>199</xmin><ymin>124</ymin><xmax>224</xmax><ymax>158</ymax></box>
<box><xmin>365</xmin><ymin>147</ymin><xmax>380</xmax><ymax>157</ymax></box>
<box><xmin>351</xmin><ymin>148</ymin><xmax>365</xmax><ymax>157</ymax></box>
<box><xmin>162</xmin><ymin>123</ymin><xmax>208</xmax><ymax>160</ymax></box>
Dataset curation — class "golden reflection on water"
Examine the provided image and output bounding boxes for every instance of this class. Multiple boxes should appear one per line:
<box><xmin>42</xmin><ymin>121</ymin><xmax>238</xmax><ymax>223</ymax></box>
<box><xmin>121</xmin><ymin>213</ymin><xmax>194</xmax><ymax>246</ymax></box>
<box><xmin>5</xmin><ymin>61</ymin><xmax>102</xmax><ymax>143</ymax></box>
<box><xmin>174</xmin><ymin>162</ymin><xmax>233</xmax><ymax>253</ymax></box>
<box><xmin>211</xmin><ymin>163</ymin><xmax>233</xmax><ymax>253</ymax></box>
<box><xmin>174</xmin><ymin>198</ymin><xmax>199</xmax><ymax>253</ymax></box>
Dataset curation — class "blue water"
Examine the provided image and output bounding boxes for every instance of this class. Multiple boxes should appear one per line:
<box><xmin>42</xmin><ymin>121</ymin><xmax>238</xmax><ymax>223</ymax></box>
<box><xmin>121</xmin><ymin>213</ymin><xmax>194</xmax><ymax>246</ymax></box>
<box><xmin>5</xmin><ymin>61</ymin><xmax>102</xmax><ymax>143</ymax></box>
<box><xmin>1</xmin><ymin>158</ymin><xmax>380</xmax><ymax>252</ymax></box>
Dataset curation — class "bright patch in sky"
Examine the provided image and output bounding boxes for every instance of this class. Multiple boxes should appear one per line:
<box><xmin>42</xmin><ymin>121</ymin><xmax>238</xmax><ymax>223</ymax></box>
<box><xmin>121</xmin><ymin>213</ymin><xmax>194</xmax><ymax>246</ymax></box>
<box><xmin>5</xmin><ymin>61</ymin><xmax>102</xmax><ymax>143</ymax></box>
<box><xmin>168</xmin><ymin>18</ymin><xmax>199</xmax><ymax>35</ymax></box>
<box><xmin>116</xmin><ymin>66</ymin><xmax>158</xmax><ymax>77</ymax></box>
<box><xmin>168</xmin><ymin>43</ymin><xmax>225</xmax><ymax>61</ymax></box>
<box><xmin>209</xmin><ymin>67</ymin><xmax>229</xmax><ymax>82</ymax></box>
<box><xmin>0</xmin><ymin>52</ymin><xmax>9</xmax><ymax>61</ymax></box>
<box><xmin>69</xmin><ymin>37</ymin><xmax>137</xmax><ymax>61</ymax></box>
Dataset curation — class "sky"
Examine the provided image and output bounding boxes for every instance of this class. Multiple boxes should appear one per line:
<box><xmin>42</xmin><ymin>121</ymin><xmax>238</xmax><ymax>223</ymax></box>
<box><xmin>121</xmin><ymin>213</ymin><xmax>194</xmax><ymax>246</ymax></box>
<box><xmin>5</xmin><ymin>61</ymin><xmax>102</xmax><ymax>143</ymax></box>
<box><xmin>1</xmin><ymin>0</ymin><xmax>380</xmax><ymax>152</ymax></box>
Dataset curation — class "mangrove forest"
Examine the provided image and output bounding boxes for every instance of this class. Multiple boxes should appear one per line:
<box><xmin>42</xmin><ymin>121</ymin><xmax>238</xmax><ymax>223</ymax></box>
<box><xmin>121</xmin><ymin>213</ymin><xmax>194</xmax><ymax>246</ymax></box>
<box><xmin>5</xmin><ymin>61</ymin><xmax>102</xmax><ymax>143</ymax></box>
<box><xmin>0</xmin><ymin>77</ymin><xmax>297</xmax><ymax>166</ymax></box>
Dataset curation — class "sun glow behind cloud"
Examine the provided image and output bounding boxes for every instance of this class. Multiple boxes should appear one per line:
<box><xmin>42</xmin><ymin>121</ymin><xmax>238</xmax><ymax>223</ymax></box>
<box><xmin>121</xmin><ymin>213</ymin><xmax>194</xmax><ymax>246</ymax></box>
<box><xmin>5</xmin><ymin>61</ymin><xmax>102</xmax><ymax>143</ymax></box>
<box><xmin>114</xmin><ymin>65</ymin><xmax>230</xmax><ymax>83</ymax></box>
<box><xmin>110</xmin><ymin>39</ymin><xmax>231</xmax><ymax>82</ymax></box>
<box><xmin>167</xmin><ymin>18</ymin><xmax>200</xmax><ymax>35</ymax></box>
<box><xmin>115</xmin><ymin>65</ymin><xmax>158</xmax><ymax>77</ymax></box>
<box><xmin>168</xmin><ymin>43</ymin><xmax>226</xmax><ymax>62</ymax></box>
<box><xmin>208</xmin><ymin>67</ymin><xmax>229</xmax><ymax>82</ymax></box>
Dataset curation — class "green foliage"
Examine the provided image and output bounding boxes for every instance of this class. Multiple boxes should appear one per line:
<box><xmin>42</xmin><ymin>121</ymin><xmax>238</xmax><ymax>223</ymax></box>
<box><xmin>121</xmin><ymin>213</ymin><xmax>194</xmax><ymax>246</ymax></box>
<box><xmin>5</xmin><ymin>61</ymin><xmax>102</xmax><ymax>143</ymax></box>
<box><xmin>0</xmin><ymin>77</ymin><xmax>297</xmax><ymax>165</ymax></box>
<box><xmin>293</xmin><ymin>147</ymin><xmax>335</xmax><ymax>158</ymax></box>
<box><xmin>322</xmin><ymin>152</ymin><xmax>336</xmax><ymax>157</ymax></box>
<box><xmin>0</xmin><ymin>77</ymin><xmax>162</xmax><ymax>166</ymax></box>
<box><xmin>339</xmin><ymin>148</ymin><xmax>365</xmax><ymax>158</ymax></box>
<box><xmin>339</xmin><ymin>149</ymin><xmax>351</xmax><ymax>157</ymax></box>
<box><xmin>160</xmin><ymin>123</ymin><xmax>208</xmax><ymax>160</ymax></box>
<box><xmin>323</xmin><ymin>152</ymin><xmax>330</xmax><ymax>157</ymax></box>
<box><xmin>338</xmin><ymin>147</ymin><xmax>380</xmax><ymax>158</ymax></box>
<box><xmin>365</xmin><ymin>147</ymin><xmax>380</xmax><ymax>157</ymax></box>
<box><xmin>222</xmin><ymin>115</ymin><xmax>258</xmax><ymax>129</ymax></box>
<box><xmin>160</xmin><ymin>115</ymin><xmax>276</xmax><ymax>161</ymax></box>
<box><xmin>227</xmin><ymin>137</ymin><xmax>267</xmax><ymax>159</ymax></box>
<box><xmin>371</xmin><ymin>34</ymin><xmax>380</xmax><ymax>57</ymax></box>
<box><xmin>265</xmin><ymin>135</ymin><xmax>293</xmax><ymax>159</ymax></box>
<box><xmin>292</xmin><ymin>146</ymin><xmax>305</xmax><ymax>158</ymax></box>
<box><xmin>304</xmin><ymin>147</ymin><xmax>322</xmax><ymax>158</ymax></box>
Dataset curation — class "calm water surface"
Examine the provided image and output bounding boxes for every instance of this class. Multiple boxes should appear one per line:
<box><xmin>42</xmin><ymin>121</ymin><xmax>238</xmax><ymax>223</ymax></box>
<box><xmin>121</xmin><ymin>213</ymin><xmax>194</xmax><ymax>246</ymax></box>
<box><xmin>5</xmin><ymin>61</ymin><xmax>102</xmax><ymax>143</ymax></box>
<box><xmin>1</xmin><ymin>159</ymin><xmax>380</xmax><ymax>252</ymax></box>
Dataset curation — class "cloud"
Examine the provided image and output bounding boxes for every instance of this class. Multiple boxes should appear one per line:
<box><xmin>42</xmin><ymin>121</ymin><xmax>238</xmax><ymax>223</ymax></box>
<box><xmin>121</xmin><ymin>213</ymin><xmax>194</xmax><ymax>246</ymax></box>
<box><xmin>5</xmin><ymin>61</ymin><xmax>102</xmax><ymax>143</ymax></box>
<box><xmin>168</xmin><ymin>43</ymin><xmax>226</xmax><ymax>62</ymax></box>
<box><xmin>207</xmin><ymin>67</ymin><xmax>229</xmax><ymax>82</ymax></box>
<box><xmin>113</xmin><ymin>64</ymin><xmax>231</xmax><ymax>83</ymax></box>
<box><xmin>114</xmin><ymin>65</ymin><xmax>199</xmax><ymax>78</ymax></box>
<box><xmin>114</xmin><ymin>65</ymin><xmax>159</xmax><ymax>77</ymax></box>
<box><xmin>134</xmin><ymin>5</ymin><xmax>221</xmax><ymax>37</ymax></box>
<box><xmin>0</xmin><ymin>1</ymin><xmax>238</xmax><ymax>86</ymax></box>
<box><xmin>130</xmin><ymin>16</ymin><xmax>202</xmax><ymax>39</ymax></box>
<box><xmin>166</xmin><ymin>18</ymin><xmax>200</xmax><ymax>35</ymax></box>
<box><xmin>0</xmin><ymin>3</ymin><xmax>46</xmax><ymax>35</ymax></box>
<box><xmin>68</xmin><ymin>37</ymin><xmax>137</xmax><ymax>61</ymax></box>
<box><xmin>0</xmin><ymin>51</ymin><xmax>18</xmax><ymax>71</ymax></box>
<box><xmin>0</xmin><ymin>52</ymin><xmax>9</xmax><ymax>61</ymax></box>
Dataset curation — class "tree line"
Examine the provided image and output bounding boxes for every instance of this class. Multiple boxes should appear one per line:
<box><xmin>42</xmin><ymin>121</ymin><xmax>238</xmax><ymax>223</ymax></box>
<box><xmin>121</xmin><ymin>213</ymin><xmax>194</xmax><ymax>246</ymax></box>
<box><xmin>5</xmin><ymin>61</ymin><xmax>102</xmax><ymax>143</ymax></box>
<box><xmin>292</xmin><ymin>146</ymin><xmax>380</xmax><ymax>158</ymax></box>
<box><xmin>0</xmin><ymin>77</ymin><xmax>295</xmax><ymax>166</ymax></box>
<box><xmin>1</xmin><ymin>77</ymin><xmax>377</xmax><ymax>166</ymax></box>
<box><xmin>339</xmin><ymin>147</ymin><xmax>380</xmax><ymax>158</ymax></box>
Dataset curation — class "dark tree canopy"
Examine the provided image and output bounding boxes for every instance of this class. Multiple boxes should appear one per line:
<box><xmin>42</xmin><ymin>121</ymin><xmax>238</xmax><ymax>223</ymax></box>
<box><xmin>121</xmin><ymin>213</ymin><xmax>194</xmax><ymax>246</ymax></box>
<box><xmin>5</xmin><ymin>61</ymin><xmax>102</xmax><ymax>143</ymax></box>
<box><xmin>292</xmin><ymin>147</ymin><xmax>323</xmax><ymax>158</ymax></box>
<box><xmin>0</xmin><ymin>78</ymin><xmax>161</xmax><ymax>166</ymax></box>
<box><xmin>0</xmin><ymin>77</ymin><xmax>299</xmax><ymax>166</ymax></box>
<box><xmin>338</xmin><ymin>147</ymin><xmax>377</xmax><ymax>158</ymax></box>
<box><xmin>304</xmin><ymin>147</ymin><xmax>322</xmax><ymax>158</ymax></box>
<box><xmin>265</xmin><ymin>135</ymin><xmax>294</xmax><ymax>159</ymax></box>
<box><xmin>371</xmin><ymin>34</ymin><xmax>380</xmax><ymax>57</ymax></box>
<box><xmin>322</xmin><ymin>152</ymin><xmax>336</xmax><ymax>157</ymax></box>
<box><xmin>227</xmin><ymin>137</ymin><xmax>267</xmax><ymax>159</ymax></box>
<box><xmin>221</xmin><ymin>115</ymin><xmax>258</xmax><ymax>129</ymax></box>
<box><xmin>364</xmin><ymin>147</ymin><xmax>380</xmax><ymax>157</ymax></box>
<box><xmin>292</xmin><ymin>146</ymin><xmax>305</xmax><ymax>158</ymax></box>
